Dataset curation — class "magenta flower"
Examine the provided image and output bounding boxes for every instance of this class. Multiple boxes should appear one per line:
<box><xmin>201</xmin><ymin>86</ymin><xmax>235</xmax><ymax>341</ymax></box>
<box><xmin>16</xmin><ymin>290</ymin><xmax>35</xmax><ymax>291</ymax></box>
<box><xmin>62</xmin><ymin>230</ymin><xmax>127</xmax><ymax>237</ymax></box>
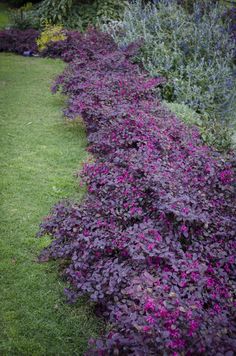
<box><xmin>188</xmin><ymin>320</ymin><xmax>199</xmax><ymax>336</ymax></box>
<box><xmin>180</xmin><ymin>224</ymin><xmax>188</xmax><ymax>233</ymax></box>
<box><xmin>144</xmin><ymin>298</ymin><xmax>156</xmax><ymax>312</ymax></box>
<box><xmin>219</xmin><ymin>169</ymin><xmax>233</xmax><ymax>184</ymax></box>
<box><xmin>142</xmin><ymin>325</ymin><xmax>151</xmax><ymax>332</ymax></box>
<box><xmin>146</xmin><ymin>315</ymin><xmax>155</xmax><ymax>325</ymax></box>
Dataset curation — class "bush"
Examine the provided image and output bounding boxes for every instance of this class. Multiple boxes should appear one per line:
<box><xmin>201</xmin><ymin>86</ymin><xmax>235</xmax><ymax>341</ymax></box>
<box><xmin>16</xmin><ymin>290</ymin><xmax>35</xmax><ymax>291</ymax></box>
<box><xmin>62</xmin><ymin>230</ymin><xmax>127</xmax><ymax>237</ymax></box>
<box><xmin>38</xmin><ymin>29</ymin><xmax>236</xmax><ymax>355</ymax></box>
<box><xmin>164</xmin><ymin>101</ymin><xmax>235</xmax><ymax>150</ymax></box>
<box><xmin>102</xmin><ymin>0</ymin><xmax>236</xmax><ymax>150</ymax></box>
<box><xmin>36</xmin><ymin>23</ymin><xmax>67</xmax><ymax>51</ymax></box>
<box><xmin>9</xmin><ymin>2</ymin><xmax>41</xmax><ymax>30</ymax></box>
<box><xmin>0</xmin><ymin>28</ymin><xmax>39</xmax><ymax>54</ymax></box>
<box><xmin>36</xmin><ymin>0</ymin><xmax>73</xmax><ymax>25</ymax></box>
<box><xmin>163</xmin><ymin>101</ymin><xmax>202</xmax><ymax>127</ymax></box>
<box><xmin>94</xmin><ymin>0</ymin><xmax>128</xmax><ymax>23</ymax></box>
<box><xmin>7</xmin><ymin>0</ymin><xmax>130</xmax><ymax>31</ymax></box>
<box><xmin>33</xmin><ymin>0</ymin><xmax>128</xmax><ymax>30</ymax></box>
<box><xmin>41</xmin><ymin>27</ymin><xmax>117</xmax><ymax>61</ymax></box>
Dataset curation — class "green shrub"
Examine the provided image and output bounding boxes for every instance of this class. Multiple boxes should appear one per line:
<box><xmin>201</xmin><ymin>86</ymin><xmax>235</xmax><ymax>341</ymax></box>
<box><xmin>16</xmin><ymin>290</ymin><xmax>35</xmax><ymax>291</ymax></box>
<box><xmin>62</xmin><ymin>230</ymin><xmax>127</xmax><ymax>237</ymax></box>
<box><xmin>67</xmin><ymin>0</ymin><xmax>128</xmax><ymax>30</ymax></box>
<box><xmin>11</xmin><ymin>0</ymin><xmax>82</xmax><ymax>30</ymax></box>
<box><xmin>163</xmin><ymin>101</ymin><xmax>234</xmax><ymax>151</ymax></box>
<box><xmin>163</xmin><ymin>101</ymin><xmax>202</xmax><ymax>127</ymax></box>
<box><xmin>103</xmin><ymin>0</ymin><xmax>236</xmax><ymax>150</ymax></box>
<box><xmin>9</xmin><ymin>0</ymin><xmax>128</xmax><ymax>31</ymax></box>
<box><xmin>37</xmin><ymin>0</ymin><xmax>73</xmax><ymax>25</ymax></box>
<box><xmin>10</xmin><ymin>2</ymin><xmax>40</xmax><ymax>29</ymax></box>
<box><xmin>95</xmin><ymin>0</ymin><xmax>128</xmax><ymax>23</ymax></box>
<box><xmin>33</xmin><ymin>0</ymin><xmax>128</xmax><ymax>30</ymax></box>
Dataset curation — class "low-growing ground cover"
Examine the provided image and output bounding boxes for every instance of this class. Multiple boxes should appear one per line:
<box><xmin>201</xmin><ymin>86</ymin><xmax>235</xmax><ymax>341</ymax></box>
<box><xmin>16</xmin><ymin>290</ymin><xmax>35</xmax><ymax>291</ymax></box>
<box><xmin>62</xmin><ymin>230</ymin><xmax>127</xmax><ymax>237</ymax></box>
<box><xmin>0</xmin><ymin>28</ymin><xmax>39</xmax><ymax>54</ymax></box>
<box><xmin>0</xmin><ymin>53</ymin><xmax>101</xmax><ymax>355</ymax></box>
<box><xmin>38</xmin><ymin>30</ymin><xmax>236</xmax><ymax>354</ymax></box>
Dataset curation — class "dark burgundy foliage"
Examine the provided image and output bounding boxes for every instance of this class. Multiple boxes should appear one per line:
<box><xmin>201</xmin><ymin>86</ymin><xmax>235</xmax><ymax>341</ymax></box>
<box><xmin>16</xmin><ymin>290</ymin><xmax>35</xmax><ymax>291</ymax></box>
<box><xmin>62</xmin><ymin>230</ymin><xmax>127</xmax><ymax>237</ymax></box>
<box><xmin>36</xmin><ymin>29</ymin><xmax>236</xmax><ymax>355</ymax></box>
<box><xmin>0</xmin><ymin>29</ymin><xmax>39</xmax><ymax>54</ymax></box>
<box><xmin>42</xmin><ymin>28</ymin><xmax>118</xmax><ymax>62</ymax></box>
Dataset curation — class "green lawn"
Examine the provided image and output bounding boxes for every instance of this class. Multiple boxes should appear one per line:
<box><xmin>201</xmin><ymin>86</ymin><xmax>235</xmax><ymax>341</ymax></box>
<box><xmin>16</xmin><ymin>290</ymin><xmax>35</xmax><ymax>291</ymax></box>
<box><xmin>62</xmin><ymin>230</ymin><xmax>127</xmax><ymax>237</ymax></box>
<box><xmin>0</xmin><ymin>3</ymin><xmax>9</xmax><ymax>29</ymax></box>
<box><xmin>0</xmin><ymin>53</ymin><xmax>101</xmax><ymax>355</ymax></box>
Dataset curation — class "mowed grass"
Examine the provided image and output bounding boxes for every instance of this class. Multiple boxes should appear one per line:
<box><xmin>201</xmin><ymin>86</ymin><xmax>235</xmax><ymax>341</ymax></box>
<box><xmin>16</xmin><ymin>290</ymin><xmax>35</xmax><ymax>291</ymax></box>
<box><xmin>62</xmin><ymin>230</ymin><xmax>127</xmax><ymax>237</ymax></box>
<box><xmin>0</xmin><ymin>53</ymin><xmax>102</xmax><ymax>355</ymax></box>
<box><xmin>0</xmin><ymin>3</ymin><xmax>9</xmax><ymax>29</ymax></box>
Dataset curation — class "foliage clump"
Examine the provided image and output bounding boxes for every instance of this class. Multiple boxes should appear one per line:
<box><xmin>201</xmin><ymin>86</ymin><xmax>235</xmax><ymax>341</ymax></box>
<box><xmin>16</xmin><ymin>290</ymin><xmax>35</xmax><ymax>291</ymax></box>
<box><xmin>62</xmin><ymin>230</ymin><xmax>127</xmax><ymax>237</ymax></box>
<box><xmin>36</xmin><ymin>0</ymin><xmax>78</xmax><ymax>28</ymax></box>
<box><xmin>0</xmin><ymin>28</ymin><xmax>39</xmax><ymax>54</ymax></box>
<box><xmin>36</xmin><ymin>22</ymin><xmax>66</xmax><ymax>51</ymax></box>
<box><xmin>38</xmin><ymin>29</ymin><xmax>236</xmax><ymax>355</ymax></box>
<box><xmin>9</xmin><ymin>0</ymin><xmax>129</xmax><ymax>31</ymax></box>
<box><xmin>77</xmin><ymin>0</ymin><xmax>128</xmax><ymax>29</ymax></box>
<box><xmin>9</xmin><ymin>2</ymin><xmax>40</xmax><ymax>30</ymax></box>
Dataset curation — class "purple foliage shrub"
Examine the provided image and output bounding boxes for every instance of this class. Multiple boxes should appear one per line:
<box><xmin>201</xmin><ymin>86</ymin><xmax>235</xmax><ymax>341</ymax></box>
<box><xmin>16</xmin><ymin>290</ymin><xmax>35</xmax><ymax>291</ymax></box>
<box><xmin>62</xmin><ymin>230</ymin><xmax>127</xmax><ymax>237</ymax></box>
<box><xmin>38</xmin><ymin>29</ymin><xmax>236</xmax><ymax>355</ymax></box>
<box><xmin>0</xmin><ymin>29</ymin><xmax>39</xmax><ymax>54</ymax></box>
<box><xmin>41</xmin><ymin>28</ymin><xmax>118</xmax><ymax>63</ymax></box>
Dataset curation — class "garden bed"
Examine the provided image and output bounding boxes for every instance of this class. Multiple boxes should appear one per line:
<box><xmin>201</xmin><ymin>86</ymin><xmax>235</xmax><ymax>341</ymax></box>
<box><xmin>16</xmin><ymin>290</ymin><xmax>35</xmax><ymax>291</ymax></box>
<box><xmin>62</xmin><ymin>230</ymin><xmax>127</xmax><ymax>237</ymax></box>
<box><xmin>36</xmin><ymin>29</ymin><xmax>236</xmax><ymax>355</ymax></box>
<box><xmin>0</xmin><ymin>1</ymin><xmax>235</xmax><ymax>354</ymax></box>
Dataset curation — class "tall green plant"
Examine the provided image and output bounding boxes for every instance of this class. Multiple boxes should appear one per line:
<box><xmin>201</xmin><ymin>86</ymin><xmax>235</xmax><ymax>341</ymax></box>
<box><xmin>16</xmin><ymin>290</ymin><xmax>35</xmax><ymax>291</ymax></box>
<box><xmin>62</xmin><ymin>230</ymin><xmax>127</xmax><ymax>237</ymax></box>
<box><xmin>10</xmin><ymin>2</ymin><xmax>40</xmax><ymax>29</ymax></box>
<box><xmin>29</xmin><ymin>0</ymin><xmax>128</xmax><ymax>30</ymax></box>
<box><xmin>38</xmin><ymin>0</ymin><xmax>73</xmax><ymax>25</ymax></box>
<box><xmin>75</xmin><ymin>0</ymin><xmax>128</xmax><ymax>29</ymax></box>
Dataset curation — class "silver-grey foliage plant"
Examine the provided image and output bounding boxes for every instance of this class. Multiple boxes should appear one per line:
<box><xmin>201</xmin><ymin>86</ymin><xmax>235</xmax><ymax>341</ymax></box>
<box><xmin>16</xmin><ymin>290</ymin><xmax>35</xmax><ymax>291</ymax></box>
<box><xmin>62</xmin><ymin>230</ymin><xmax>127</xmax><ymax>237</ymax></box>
<box><xmin>103</xmin><ymin>0</ymin><xmax>236</xmax><ymax>149</ymax></box>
